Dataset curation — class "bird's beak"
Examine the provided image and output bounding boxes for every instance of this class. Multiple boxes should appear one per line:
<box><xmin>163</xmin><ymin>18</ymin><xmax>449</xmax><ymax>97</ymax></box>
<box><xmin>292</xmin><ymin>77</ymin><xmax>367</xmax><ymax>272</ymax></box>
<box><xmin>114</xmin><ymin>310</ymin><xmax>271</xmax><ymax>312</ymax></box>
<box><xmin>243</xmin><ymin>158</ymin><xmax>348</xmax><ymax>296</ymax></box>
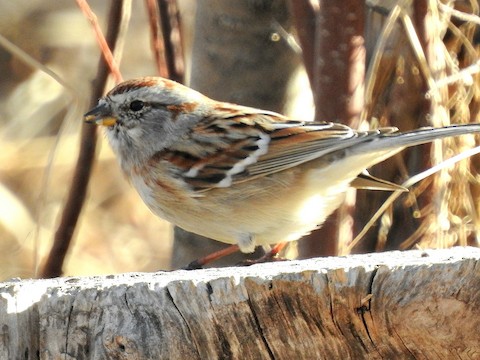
<box><xmin>84</xmin><ymin>102</ymin><xmax>117</xmax><ymax>126</ymax></box>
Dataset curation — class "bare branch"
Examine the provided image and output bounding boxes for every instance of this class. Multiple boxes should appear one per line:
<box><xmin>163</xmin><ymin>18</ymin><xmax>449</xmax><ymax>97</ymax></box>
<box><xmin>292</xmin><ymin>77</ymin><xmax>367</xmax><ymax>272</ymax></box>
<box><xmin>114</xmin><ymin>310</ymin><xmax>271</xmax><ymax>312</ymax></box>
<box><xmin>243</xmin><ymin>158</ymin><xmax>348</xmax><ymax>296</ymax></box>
<box><xmin>41</xmin><ymin>1</ymin><xmax>127</xmax><ymax>278</ymax></box>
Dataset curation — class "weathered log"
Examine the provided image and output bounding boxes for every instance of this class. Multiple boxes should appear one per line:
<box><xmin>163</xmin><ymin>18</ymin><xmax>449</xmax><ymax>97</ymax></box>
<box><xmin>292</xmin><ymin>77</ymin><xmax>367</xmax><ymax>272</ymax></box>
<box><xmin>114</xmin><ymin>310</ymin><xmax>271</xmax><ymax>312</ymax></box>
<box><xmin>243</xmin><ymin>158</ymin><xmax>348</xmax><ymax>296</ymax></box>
<box><xmin>1</xmin><ymin>247</ymin><xmax>479</xmax><ymax>359</ymax></box>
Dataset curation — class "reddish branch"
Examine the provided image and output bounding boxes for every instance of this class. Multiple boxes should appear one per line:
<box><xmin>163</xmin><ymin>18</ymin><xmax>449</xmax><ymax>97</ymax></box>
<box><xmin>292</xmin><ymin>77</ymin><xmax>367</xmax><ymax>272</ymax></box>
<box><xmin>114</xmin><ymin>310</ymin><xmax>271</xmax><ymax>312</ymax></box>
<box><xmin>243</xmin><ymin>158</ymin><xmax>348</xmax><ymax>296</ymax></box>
<box><xmin>76</xmin><ymin>0</ymin><xmax>123</xmax><ymax>84</ymax></box>
<box><xmin>41</xmin><ymin>2</ymin><xmax>125</xmax><ymax>278</ymax></box>
<box><xmin>145</xmin><ymin>0</ymin><xmax>169</xmax><ymax>77</ymax></box>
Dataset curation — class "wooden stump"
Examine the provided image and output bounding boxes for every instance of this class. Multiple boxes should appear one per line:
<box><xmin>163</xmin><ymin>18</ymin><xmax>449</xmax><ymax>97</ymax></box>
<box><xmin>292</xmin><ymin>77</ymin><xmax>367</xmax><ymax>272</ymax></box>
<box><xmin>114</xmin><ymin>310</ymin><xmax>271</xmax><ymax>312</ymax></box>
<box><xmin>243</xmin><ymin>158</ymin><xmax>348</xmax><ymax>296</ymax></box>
<box><xmin>1</xmin><ymin>247</ymin><xmax>479</xmax><ymax>359</ymax></box>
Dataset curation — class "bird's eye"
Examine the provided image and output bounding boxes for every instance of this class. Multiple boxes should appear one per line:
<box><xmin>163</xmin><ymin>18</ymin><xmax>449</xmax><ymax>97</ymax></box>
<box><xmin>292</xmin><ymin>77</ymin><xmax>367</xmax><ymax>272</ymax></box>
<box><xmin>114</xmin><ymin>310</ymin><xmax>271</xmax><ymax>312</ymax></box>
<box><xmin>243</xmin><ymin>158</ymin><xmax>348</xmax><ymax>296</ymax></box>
<box><xmin>129</xmin><ymin>100</ymin><xmax>145</xmax><ymax>112</ymax></box>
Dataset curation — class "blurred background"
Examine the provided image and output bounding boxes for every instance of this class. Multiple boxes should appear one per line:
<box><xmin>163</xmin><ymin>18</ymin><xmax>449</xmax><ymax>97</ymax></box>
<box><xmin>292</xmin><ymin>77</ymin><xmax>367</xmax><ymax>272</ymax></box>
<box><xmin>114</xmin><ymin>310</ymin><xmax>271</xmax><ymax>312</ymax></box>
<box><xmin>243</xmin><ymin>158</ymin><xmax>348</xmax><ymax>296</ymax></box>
<box><xmin>0</xmin><ymin>0</ymin><xmax>479</xmax><ymax>280</ymax></box>
<box><xmin>0</xmin><ymin>1</ymin><xmax>173</xmax><ymax>278</ymax></box>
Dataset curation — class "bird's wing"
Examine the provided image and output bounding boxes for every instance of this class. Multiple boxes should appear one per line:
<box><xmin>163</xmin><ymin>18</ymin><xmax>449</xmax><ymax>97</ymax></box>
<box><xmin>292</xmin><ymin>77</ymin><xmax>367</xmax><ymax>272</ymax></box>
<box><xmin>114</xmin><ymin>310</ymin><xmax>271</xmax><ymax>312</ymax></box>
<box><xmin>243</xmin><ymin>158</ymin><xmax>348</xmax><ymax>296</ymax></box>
<box><xmin>161</xmin><ymin>105</ymin><xmax>397</xmax><ymax>191</ymax></box>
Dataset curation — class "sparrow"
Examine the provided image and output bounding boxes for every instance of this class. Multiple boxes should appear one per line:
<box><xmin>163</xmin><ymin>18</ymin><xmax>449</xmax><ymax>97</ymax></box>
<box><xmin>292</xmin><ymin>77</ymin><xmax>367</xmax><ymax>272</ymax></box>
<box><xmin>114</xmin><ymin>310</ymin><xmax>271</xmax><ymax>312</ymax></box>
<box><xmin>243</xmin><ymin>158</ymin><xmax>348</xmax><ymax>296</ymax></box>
<box><xmin>84</xmin><ymin>77</ymin><xmax>480</xmax><ymax>253</ymax></box>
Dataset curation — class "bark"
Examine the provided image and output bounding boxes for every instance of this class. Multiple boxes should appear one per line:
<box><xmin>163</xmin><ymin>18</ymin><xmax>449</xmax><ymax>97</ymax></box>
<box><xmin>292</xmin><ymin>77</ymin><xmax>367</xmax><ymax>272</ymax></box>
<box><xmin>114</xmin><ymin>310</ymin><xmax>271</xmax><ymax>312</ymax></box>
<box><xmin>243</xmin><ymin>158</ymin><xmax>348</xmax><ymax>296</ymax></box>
<box><xmin>1</xmin><ymin>247</ymin><xmax>480</xmax><ymax>359</ymax></box>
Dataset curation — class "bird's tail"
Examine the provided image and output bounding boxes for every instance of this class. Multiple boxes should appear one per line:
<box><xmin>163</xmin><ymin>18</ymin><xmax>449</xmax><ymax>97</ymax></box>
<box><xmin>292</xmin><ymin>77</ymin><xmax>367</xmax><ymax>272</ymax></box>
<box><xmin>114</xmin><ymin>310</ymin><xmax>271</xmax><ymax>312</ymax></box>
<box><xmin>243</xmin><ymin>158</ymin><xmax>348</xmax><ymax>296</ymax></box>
<box><xmin>361</xmin><ymin>123</ymin><xmax>480</xmax><ymax>152</ymax></box>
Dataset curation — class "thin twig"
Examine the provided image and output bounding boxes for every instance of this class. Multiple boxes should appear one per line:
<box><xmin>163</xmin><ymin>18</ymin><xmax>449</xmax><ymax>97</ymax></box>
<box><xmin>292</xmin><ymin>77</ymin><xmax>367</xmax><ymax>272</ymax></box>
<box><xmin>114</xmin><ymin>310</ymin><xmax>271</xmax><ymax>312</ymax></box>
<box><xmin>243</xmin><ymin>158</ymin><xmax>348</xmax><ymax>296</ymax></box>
<box><xmin>40</xmin><ymin>1</ymin><xmax>126</xmax><ymax>278</ymax></box>
<box><xmin>76</xmin><ymin>0</ymin><xmax>123</xmax><ymax>84</ymax></box>
<box><xmin>362</xmin><ymin>2</ymin><xmax>404</xmax><ymax>121</ymax></box>
<box><xmin>0</xmin><ymin>34</ymin><xmax>77</xmax><ymax>97</ymax></box>
<box><xmin>438</xmin><ymin>2</ymin><xmax>480</xmax><ymax>25</ymax></box>
<box><xmin>429</xmin><ymin>60</ymin><xmax>480</xmax><ymax>91</ymax></box>
<box><xmin>157</xmin><ymin>0</ymin><xmax>185</xmax><ymax>83</ymax></box>
<box><xmin>112</xmin><ymin>0</ymin><xmax>132</xmax><ymax>78</ymax></box>
<box><xmin>145</xmin><ymin>0</ymin><xmax>169</xmax><ymax>77</ymax></box>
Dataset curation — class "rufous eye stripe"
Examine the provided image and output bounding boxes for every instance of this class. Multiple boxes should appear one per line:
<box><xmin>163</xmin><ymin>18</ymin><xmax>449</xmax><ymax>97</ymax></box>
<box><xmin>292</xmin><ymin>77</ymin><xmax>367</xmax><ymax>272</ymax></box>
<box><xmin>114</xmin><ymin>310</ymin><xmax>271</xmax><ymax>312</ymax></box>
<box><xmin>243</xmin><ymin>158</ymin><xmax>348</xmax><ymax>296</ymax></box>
<box><xmin>167</xmin><ymin>103</ymin><xmax>199</xmax><ymax>117</ymax></box>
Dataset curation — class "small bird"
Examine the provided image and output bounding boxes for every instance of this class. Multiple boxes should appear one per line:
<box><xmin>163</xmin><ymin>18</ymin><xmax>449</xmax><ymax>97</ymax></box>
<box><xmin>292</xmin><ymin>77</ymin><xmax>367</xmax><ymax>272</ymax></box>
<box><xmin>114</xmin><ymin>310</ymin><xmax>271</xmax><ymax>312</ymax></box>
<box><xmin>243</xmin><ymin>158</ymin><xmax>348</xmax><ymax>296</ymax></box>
<box><xmin>85</xmin><ymin>77</ymin><xmax>480</xmax><ymax>254</ymax></box>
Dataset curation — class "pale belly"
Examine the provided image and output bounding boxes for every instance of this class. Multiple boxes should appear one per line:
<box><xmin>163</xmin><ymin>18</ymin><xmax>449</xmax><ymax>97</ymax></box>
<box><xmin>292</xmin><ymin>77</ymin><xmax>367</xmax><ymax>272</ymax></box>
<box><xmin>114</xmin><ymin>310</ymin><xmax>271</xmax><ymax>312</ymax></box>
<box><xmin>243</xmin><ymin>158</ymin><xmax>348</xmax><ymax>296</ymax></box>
<box><xmin>130</xmin><ymin>165</ymin><xmax>351</xmax><ymax>253</ymax></box>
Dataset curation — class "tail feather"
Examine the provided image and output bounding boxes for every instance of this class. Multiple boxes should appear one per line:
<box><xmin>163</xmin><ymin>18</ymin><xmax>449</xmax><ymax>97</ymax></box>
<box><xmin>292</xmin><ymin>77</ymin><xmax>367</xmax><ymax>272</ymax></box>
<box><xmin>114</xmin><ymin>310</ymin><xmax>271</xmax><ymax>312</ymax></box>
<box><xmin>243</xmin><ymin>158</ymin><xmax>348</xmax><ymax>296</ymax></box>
<box><xmin>359</xmin><ymin>124</ymin><xmax>480</xmax><ymax>153</ymax></box>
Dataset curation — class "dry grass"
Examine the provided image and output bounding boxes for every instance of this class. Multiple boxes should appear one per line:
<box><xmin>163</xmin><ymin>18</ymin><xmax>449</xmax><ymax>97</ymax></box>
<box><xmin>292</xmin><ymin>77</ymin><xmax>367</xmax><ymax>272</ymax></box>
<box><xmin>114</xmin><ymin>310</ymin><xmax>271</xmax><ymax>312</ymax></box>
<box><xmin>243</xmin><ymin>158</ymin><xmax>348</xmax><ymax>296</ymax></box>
<box><xmin>0</xmin><ymin>1</ymin><xmax>171</xmax><ymax>279</ymax></box>
<box><xmin>339</xmin><ymin>0</ymin><xmax>480</xmax><ymax>255</ymax></box>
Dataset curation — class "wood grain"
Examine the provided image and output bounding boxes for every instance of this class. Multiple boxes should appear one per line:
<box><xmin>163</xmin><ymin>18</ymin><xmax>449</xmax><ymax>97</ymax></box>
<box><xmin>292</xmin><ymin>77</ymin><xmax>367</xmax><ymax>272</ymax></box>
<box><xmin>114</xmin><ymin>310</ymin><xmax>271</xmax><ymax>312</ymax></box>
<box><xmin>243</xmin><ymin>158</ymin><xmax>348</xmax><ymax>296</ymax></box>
<box><xmin>1</xmin><ymin>247</ymin><xmax>479</xmax><ymax>359</ymax></box>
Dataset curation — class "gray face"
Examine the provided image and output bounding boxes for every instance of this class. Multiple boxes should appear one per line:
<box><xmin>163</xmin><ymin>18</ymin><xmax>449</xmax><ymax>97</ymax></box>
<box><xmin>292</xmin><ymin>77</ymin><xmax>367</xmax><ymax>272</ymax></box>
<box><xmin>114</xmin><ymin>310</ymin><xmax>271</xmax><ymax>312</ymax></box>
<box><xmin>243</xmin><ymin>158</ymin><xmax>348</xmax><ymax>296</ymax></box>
<box><xmin>87</xmin><ymin>79</ymin><xmax>207</xmax><ymax>171</ymax></box>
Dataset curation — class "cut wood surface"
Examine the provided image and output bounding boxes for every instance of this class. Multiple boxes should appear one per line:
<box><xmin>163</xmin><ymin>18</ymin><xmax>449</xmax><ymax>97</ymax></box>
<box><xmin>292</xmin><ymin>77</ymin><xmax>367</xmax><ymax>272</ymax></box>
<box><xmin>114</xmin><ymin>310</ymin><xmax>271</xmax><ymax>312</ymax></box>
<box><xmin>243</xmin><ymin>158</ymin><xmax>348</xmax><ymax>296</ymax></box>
<box><xmin>1</xmin><ymin>247</ymin><xmax>480</xmax><ymax>359</ymax></box>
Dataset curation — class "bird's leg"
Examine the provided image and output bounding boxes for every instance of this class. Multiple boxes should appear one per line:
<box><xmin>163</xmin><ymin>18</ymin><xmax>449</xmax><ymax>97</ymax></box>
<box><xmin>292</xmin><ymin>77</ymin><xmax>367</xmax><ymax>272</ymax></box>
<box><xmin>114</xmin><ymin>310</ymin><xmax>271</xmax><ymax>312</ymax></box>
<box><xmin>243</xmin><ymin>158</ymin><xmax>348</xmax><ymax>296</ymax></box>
<box><xmin>182</xmin><ymin>244</ymin><xmax>241</xmax><ymax>270</ymax></box>
<box><xmin>237</xmin><ymin>242</ymin><xmax>288</xmax><ymax>266</ymax></box>
<box><xmin>182</xmin><ymin>242</ymin><xmax>288</xmax><ymax>270</ymax></box>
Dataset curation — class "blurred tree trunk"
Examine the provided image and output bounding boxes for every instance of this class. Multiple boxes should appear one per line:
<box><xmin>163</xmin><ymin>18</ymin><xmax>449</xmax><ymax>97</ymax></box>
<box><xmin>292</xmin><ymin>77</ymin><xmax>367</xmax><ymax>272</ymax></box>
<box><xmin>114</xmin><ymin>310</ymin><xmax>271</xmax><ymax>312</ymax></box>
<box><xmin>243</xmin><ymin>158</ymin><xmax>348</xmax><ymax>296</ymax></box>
<box><xmin>171</xmin><ymin>0</ymin><xmax>300</xmax><ymax>268</ymax></box>
<box><xmin>294</xmin><ymin>1</ymin><xmax>366</xmax><ymax>258</ymax></box>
